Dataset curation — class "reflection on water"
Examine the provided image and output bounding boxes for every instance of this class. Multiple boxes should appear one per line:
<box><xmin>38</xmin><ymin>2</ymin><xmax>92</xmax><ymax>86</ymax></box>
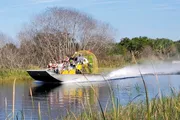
<box><xmin>0</xmin><ymin>75</ymin><xmax>180</xmax><ymax>119</ymax></box>
<box><xmin>31</xmin><ymin>83</ymin><xmax>61</xmax><ymax>96</ymax></box>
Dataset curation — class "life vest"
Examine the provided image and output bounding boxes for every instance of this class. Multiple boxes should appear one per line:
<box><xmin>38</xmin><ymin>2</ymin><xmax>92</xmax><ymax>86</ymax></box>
<box><xmin>76</xmin><ymin>63</ymin><xmax>82</xmax><ymax>70</ymax></box>
<box><xmin>69</xmin><ymin>69</ymin><xmax>76</xmax><ymax>74</ymax></box>
<box><xmin>61</xmin><ymin>70</ymin><xmax>69</xmax><ymax>74</ymax></box>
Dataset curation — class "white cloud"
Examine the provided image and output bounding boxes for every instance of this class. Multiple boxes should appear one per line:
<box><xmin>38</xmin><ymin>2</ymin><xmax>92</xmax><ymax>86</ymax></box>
<box><xmin>0</xmin><ymin>0</ymin><xmax>63</xmax><ymax>13</ymax></box>
<box><xmin>31</xmin><ymin>0</ymin><xmax>60</xmax><ymax>4</ymax></box>
<box><xmin>76</xmin><ymin>0</ymin><xmax>128</xmax><ymax>9</ymax></box>
<box><xmin>0</xmin><ymin>0</ymin><xmax>127</xmax><ymax>13</ymax></box>
<box><xmin>91</xmin><ymin>0</ymin><xmax>126</xmax><ymax>5</ymax></box>
<box><xmin>153</xmin><ymin>4</ymin><xmax>176</xmax><ymax>11</ymax></box>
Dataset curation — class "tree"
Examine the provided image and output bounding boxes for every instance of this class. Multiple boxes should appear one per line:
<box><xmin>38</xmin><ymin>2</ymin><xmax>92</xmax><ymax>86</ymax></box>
<box><xmin>174</xmin><ymin>40</ymin><xmax>180</xmax><ymax>51</ymax></box>
<box><xmin>0</xmin><ymin>32</ymin><xmax>20</xmax><ymax>68</ymax></box>
<box><xmin>18</xmin><ymin>7</ymin><xmax>115</xmax><ymax>66</ymax></box>
<box><xmin>152</xmin><ymin>38</ymin><xmax>176</xmax><ymax>58</ymax></box>
<box><xmin>119</xmin><ymin>36</ymin><xmax>153</xmax><ymax>58</ymax></box>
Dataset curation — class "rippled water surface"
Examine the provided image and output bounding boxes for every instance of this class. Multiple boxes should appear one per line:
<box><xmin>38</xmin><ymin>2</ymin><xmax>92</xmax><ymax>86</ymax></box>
<box><xmin>0</xmin><ymin>74</ymin><xmax>180</xmax><ymax>119</ymax></box>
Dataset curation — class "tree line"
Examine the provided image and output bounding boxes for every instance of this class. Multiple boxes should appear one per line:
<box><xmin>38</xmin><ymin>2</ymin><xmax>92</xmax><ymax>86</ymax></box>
<box><xmin>109</xmin><ymin>37</ymin><xmax>179</xmax><ymax>62</ymax></box>
<box><xmin>0</xmin><ymin>7</ymin><xmax>179</xmax><ymax>69</ymax></box>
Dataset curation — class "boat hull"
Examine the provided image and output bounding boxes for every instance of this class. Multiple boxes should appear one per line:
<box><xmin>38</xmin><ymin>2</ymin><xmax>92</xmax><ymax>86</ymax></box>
<box><xmin>27</xmin><ymin>70</ymin><xmax>105</xmax><ymax>83</ymax></box>
<box><xmin>27</xmin><ymin>69</ymin><xmax>180</xmax><ymax>83</ymax></box>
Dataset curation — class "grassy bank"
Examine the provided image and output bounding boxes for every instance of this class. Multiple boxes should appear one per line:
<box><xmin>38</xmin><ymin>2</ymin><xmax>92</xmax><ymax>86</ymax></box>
<box><xmin>0</xmin><ymin>69</ymin><xmax>32</xmax><ymax>82</ymax></box>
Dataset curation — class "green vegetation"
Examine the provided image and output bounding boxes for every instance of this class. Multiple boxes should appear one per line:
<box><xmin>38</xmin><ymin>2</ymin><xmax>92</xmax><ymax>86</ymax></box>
<box><xmin>63</xmin><ymin>94</ymin><xmax>180</xmax><ymax>120</ymax></box>
<box><xmin>0</xmin><ymin>69</ymin><xmax>32</xmax><ymax>82</ymax></box>
<box><xmin>100</xmin><ymin>37</ymin><xmax>179</xmax><ymax>66</ymax></box>
<box><xmin>110</xmin><ymin>37</ymin><xmax>177</xmax><ymax>58</ymax></box>
<box><xmin>0</xmin><ymin>66</ymin><xmax>40</xmax><ymax>81</ymax></box>
<box><xmin>98</xmin><ymin>36</ymin><xmax>180</xmax><ymax>67</ymax></box>
<box><xmin>0</xmin><ymin>64</ymin><xmax>40</xmax><ymax>81</ymax></box>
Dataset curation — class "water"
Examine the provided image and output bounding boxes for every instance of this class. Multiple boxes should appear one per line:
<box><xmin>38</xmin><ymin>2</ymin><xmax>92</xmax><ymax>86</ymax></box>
<box><xmin>1</xmin><ymin>63</ymin><xmax>180</xmax><ymax>119</ymax></box>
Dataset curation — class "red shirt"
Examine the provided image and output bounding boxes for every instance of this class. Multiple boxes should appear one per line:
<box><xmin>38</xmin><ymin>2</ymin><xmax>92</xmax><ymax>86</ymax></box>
<box><xmin>52</xmin><ymin>63</ymin><xmax>58</xmax><ymax>68</ymax></box>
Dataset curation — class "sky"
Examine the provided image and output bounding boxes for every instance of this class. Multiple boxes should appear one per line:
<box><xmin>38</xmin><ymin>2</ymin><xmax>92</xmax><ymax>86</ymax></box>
<box><xmin>0</xmin><ymin>0</ymin><xmax>180</xmax><ymax>42</ymax></box>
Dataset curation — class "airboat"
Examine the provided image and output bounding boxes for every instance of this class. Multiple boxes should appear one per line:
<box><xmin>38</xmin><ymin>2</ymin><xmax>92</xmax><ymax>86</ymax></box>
<box><xmin>27</xmin><ymin>50</ymin><xmax>105</xmax><ymax>83</ymax></box>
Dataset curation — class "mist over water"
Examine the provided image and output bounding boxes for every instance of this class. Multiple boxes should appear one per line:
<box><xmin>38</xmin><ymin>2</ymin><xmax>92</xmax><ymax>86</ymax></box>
<box><xmin>107</xmin><ymin>62</ymin><xmax>180</xmax><ymax>79</ymax></box>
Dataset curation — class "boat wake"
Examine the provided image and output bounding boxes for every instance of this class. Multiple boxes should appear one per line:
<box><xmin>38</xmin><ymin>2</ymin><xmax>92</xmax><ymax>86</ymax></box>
<box><xmin>62</xmin><ymin>62</ymin><xmax>180</xmax><ymax>83</ymax></box>
<box><xmin>107</xmin><ymin>62</ymin><xmax>180</xmax><ymax>79</ymax></box>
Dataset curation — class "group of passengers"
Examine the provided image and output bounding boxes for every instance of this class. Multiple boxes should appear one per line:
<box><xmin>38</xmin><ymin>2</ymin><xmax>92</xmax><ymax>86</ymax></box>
<box><xmin>47</xmin><ymin>53</ymin><xmax>89</xmax><ymax>74</ymax></box>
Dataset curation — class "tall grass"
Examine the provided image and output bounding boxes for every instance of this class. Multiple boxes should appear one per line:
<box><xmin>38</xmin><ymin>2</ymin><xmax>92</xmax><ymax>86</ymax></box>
<box><xmin>63</xmin><ymin>89</ymin><xmax>180</xmax><ymax>120</ymax></box>
<box><xmin>132</xmin><ymin>52</ymin><xmax>150</xmax><ymax>120</ymax></box>
<box><xmin>12</xmin><ymin>79</ymin><xmax>16</xmax><ymax>120</ymax></box>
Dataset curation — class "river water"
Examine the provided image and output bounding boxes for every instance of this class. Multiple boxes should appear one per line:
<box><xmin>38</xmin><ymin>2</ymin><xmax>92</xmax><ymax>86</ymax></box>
<box><xmin>1</xmin><ymin>64</ymin><xmax>180</xmax><ymax>119</ymax></box>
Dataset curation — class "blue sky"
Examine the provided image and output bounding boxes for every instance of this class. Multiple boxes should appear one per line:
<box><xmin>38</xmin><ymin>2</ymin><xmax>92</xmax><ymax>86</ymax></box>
<box><xmin>0</xmin><ymin>0</ymin><xmax>180</xmax><ymax>41</ymax></box>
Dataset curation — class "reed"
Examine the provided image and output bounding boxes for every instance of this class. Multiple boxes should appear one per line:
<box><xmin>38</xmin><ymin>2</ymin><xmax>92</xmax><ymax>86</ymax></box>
<box><xmin>64</xmin><ymin>91</ymin><xmax>180</xmax><ymax>120</ymax></box>
<box><xmin>150</xmin><ymin>61</ymin><xmax>162</xmax><ymax>103</ymax></box>
<box><xmin>47</xmin><ymin>97</ymin><xmax>52</xmax><ymax>120</ymax></box>
<box><xmin>38</xmin><ymin>102</ymin><xmax>41</xmax><ymax>120</ymax></box>
<box><xmin>29</xmin><ymin>87</ymin><xmax>35</xmax><ymax>109</ymax></box>
<box><xmin>4</xmin><ymin>97</ymin><xmax>7</xmax><ymax>118</ymax></box>
<box><xmin>12</xmin><ymin>79</ymin><xmax>16</xmax><ymax>120</ymax></box>
<box><xmin>132</xmin><ymin>52</ymin><xmax>150</xmax><ymax>120</ymax></box>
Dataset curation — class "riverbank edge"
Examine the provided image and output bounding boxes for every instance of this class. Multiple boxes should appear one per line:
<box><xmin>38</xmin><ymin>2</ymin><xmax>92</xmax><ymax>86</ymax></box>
<box><xmin>0</xmin><ymin>67</ymin><xmax>119</xmax><ymax>81</ymax></box>
<box><xmin>0</xmin><ymin>69</ymin><xmax>32</xmax><ymax>82</ymax></box>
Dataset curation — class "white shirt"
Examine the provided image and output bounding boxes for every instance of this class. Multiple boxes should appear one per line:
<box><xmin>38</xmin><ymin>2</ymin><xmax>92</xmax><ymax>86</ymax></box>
<box><xmin>83</xmin><ymin>58</ymin><xmax>89</xmax><ymax>64</ymax></box>
<box><xmin>58</xmin><ymin>63</ymin><xmax>64</xmax><ymax>71</ymax></box>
